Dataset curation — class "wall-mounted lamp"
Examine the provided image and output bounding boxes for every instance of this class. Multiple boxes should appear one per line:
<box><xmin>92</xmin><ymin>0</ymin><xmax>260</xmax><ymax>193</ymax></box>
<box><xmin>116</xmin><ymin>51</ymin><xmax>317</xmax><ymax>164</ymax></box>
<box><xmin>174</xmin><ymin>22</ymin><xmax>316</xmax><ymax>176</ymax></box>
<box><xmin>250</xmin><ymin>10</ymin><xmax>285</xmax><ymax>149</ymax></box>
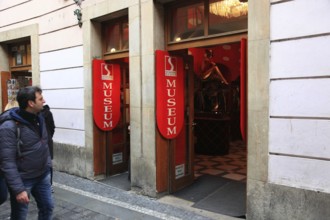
<box><xmin>73</xmin><ymin>0</ymin><xmax>84</xmax><ymax>8</ymax></box>
<box><xmin>74</xmin><ymin>9</ymin><xmax>82</xmax><ymax>27</ymax></box>
<box><xmin>73</xmin><ymin>0</ymin><xmax>84</xmax><ymax>27</ymax></box>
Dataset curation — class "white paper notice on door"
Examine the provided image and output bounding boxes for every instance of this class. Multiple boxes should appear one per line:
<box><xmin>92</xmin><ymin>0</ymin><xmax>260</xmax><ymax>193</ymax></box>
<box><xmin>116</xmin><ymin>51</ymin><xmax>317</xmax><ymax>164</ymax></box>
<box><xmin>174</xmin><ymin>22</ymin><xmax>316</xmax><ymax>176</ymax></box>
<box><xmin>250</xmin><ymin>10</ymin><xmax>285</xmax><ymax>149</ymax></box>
<box><xmin>175</xmin><ymin>164</ymin><xmax>185</xmax><ymax>179</ymax></box>
<box><xmin>113</xmin><ymin>152</ymin><xmax>123</xmax><ymax>165</ymax></box>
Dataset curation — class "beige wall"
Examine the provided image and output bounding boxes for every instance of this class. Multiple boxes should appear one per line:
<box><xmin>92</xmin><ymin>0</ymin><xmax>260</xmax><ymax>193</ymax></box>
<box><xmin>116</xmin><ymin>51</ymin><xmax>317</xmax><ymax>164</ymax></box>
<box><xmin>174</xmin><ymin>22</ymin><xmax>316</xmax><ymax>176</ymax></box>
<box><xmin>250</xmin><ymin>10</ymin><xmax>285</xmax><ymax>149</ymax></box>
<box><xmin>246</xmin><ymin>0</ymin><xmax>330</xmax><ymax>219</ymax></box>
<box><xmin>246</xmin><ymin>0</ymin><xmax>270</xmax><ymax>218</ymax></box>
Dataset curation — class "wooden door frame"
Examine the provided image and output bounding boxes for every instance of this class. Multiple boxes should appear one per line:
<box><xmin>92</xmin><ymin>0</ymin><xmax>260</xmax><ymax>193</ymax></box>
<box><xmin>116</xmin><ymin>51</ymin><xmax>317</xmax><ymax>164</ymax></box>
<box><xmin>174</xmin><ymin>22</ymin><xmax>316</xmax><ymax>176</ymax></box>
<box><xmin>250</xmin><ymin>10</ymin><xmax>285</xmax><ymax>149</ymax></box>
<box><xmin>1</xmin><ymin>71</ymin><xmax>11</xmax><ymax>112</ymax></box>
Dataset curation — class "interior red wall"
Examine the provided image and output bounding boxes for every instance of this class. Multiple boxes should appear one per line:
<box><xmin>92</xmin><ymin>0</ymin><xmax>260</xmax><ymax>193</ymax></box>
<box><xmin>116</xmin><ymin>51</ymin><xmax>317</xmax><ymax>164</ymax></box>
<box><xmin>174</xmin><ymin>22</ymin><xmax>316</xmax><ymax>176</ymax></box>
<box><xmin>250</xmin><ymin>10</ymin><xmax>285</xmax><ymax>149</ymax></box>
<box><xmin>189</xmin><ymin>42</ymin><xmax>241</xmax><ymax>83</ymax></box>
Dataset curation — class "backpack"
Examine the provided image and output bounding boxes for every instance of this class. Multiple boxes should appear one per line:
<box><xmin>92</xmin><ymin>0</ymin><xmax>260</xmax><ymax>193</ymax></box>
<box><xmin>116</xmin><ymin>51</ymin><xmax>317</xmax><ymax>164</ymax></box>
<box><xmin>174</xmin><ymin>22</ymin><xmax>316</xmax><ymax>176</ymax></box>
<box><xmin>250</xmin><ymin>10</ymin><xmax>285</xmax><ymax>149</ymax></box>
<box><xmin>0</xmin><ymin>112</ymin><xmax>21</xmax><ymax>205</ymax></box>
<box><xmin>0</xmin><ymin>110</ymin><xmax>23</xmax><ymax>157</ymax></box>
<box><xmin>0</xmin><ymin>111</ymin><xmax>24</xmax><ymax>205</ymax></box>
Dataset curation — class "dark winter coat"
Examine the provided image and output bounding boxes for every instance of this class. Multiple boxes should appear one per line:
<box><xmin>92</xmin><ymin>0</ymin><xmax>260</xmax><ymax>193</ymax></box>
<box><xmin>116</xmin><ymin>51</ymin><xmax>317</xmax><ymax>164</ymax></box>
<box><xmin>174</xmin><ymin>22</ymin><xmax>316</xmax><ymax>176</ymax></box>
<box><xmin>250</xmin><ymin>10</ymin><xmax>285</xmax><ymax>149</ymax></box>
<box><xmin>41</xmin><ymin>105</ymin><xmax>55</xmax><ymax>159</ymax></box>
<box><xmin>0</xmin><ymin>107</ymin><xmax>51</xmax><ymax>196</ymax></box>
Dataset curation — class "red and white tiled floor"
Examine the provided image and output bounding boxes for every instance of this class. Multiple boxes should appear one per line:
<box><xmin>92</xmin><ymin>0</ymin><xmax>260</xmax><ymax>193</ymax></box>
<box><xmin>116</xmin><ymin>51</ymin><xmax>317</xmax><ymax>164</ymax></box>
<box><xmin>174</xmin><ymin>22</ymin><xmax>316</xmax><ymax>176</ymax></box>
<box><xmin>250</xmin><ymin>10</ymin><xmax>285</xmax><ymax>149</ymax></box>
<box><xmin>194</xmin><ymin>140</ymin><xmax>247</xmax><ymax>181</ymax></box>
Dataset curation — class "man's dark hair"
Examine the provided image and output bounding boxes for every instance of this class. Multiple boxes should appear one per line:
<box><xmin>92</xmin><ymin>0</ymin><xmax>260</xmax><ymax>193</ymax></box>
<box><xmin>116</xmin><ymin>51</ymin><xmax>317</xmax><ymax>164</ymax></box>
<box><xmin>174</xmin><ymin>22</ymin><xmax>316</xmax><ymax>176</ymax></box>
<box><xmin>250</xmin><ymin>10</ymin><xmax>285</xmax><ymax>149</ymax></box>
<box><xmin>17</xmin><ymin>86</ymin><xmax>43</xmax><ymax>109</ymax></box>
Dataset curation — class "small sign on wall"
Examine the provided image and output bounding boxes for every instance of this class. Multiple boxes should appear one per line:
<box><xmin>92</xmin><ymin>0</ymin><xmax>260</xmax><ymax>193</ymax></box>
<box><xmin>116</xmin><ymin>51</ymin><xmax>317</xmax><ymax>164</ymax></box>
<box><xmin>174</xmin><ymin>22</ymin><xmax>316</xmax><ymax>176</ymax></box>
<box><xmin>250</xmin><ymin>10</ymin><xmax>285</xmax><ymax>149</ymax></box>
<box><xmin>15</xmin><ymin>53</ymin><xmax>23</xmax><ymax>65</ymax></box>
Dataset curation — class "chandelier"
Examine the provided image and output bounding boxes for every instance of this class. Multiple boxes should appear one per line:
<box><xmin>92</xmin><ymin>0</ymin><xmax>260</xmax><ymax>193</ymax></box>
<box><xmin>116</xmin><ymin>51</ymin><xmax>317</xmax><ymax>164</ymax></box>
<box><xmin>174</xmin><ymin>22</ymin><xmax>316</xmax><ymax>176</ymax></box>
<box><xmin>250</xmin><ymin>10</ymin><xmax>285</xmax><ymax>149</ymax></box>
<box><xmin>209</xmin><ymin>0</ymin><xmax>248</xmax><ymax>18</ymax></box>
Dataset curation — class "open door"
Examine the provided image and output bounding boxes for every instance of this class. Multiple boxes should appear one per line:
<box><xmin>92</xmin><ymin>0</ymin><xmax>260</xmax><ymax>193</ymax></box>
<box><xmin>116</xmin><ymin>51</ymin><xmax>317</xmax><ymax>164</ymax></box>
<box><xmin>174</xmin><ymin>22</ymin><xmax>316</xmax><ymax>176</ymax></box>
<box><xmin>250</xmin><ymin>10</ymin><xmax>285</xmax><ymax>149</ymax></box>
<box><xmin>169</xmin><ymin>54</ymin><xmax>195</xmax><ymax>192</ymax></box>
<box><xmin>93</xmin><ymin>60</ymin><xmax>130</xmax><ymax>177</ymax></box>
<box><xmin>155</xmin><ymin>50</ymin><xmax>195</xmax><ymax>193</ymax></box>
<box><xmin>106</xmin><ymin>62</ymin><xmax>130</xmax><ymax>175</ymax></box>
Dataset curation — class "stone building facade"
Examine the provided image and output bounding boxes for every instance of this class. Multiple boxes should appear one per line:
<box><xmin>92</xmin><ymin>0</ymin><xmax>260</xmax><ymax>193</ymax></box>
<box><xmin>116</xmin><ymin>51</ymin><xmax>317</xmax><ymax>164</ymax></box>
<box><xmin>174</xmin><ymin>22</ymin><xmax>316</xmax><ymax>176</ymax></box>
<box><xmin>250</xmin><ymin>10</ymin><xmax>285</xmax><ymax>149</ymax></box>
<box><xmin>0</xmin><ymin>0</ymin><xmax>329</xmax><ymax>219</ymax></box>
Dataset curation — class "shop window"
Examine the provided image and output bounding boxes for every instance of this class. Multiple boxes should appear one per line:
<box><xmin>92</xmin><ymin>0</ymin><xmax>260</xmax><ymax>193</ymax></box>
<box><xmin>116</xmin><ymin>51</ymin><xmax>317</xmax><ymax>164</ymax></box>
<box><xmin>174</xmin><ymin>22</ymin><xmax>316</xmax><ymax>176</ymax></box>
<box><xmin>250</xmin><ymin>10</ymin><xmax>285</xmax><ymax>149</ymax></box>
<box><xmin>170</xmin><ymin>2</ymin><xmax>205</xmax><ymax>42</ymax></box>
<box><xmin>9</xmin><ymin>41</ymin><xmax>31</xmax><ymax>70</ymax></box>
<box><xmin>167</xmin><ymin>0</ymin><xmax>248</xmax><ymax>43</ymax></box>
<box><xmin>8</xmin><ymin>40</ymin><xmax>32</xmax><ymax>87</ymax></box>
<box><xmin>3</xmin><ymin>40</ymin><xmax>32</xmax><ymax>110</ymax></box>
<box><xmin>209</xmin><ymin>0</ymin><xmax>248</xmax><ymax>35</ymax></box>
<box><xmin>103</xmin><ymin>18</ymin><xmax>129</xmax><ymax>54</ymax></box>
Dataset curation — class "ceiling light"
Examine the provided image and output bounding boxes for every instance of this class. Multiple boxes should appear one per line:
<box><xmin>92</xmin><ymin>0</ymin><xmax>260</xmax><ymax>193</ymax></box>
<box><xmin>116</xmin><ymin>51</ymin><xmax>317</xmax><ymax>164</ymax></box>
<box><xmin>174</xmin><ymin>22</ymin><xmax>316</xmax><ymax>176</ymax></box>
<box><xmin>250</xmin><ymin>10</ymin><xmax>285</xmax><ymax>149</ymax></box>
<box><xmin>209</xmin><ymin>0</ymin><xmax>248</xmax><ymax>18</ymax></box>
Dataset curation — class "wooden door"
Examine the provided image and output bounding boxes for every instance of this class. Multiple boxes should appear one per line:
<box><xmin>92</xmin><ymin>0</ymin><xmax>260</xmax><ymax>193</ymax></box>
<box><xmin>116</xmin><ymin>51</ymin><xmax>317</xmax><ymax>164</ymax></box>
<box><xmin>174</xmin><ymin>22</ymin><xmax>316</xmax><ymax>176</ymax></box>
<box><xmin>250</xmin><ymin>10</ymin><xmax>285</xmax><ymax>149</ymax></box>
<box><xmin>106</xmin><ymin>62</ymin><xmax>130</xmax><ymax>175</ymax></box>
<box><xmin>93</xmin><ymin>62</ymin><xmax>130</xmax><ymax>177</ymax></box>
<box><xmin>1</xmin><ymin>71</ymin><xmax>11</xmax><ymax>111</ymax></box>
<box><xmin>169</xmin><ymin>54</ymin><xmax>195</xmax><ymax>193</ymax></box>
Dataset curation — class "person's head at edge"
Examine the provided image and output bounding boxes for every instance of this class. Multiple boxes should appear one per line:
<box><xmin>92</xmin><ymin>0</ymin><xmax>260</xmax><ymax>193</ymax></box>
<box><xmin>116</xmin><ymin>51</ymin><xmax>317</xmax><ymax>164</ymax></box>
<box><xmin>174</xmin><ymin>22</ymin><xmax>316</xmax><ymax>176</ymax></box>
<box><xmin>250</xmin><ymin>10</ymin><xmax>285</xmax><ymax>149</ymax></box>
<box><xmin>17</xmin><ymin>86</ymin><xmax>45</xmax><ymax>114</ymax></box>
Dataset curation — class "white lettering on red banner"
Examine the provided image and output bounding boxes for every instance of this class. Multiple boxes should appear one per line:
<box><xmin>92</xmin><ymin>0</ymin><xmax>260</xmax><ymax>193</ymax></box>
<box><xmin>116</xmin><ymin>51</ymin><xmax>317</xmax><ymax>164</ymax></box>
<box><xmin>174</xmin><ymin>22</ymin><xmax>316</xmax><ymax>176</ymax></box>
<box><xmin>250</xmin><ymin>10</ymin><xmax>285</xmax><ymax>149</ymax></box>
<box><xmin>156</xmin><ymin>50</ymin><xmax>184</xmax><ymax>139</ymax></box>
<box><xmin>101</xmin><ymin>63</ymin><xmax>114</xmax><ymax>128</ymax></box>
<box><xmin>165</xmin><ymin>56</ymin><xmax>177</xmax><ymax>136</ymax></box>
<box><xmin>93</xmin><ymin>59</ymin><xmax>120</xmax><ymax>131</ymax></box>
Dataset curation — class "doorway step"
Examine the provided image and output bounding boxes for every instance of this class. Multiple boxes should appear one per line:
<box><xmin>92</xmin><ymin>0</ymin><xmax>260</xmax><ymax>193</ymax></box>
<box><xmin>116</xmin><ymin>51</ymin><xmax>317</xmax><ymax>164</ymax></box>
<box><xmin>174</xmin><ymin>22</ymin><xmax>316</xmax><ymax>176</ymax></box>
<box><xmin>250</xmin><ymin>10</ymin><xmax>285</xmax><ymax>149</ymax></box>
<box><xmin>173</xmin><ymin>175</ymin><xmax>246</xmax><ymax>218</ymax></box>
<box><xmin>164</xmin><ymin>140</ymin><xmax>247</xmax><ymax>218</ymax></box>
<box><xmin>97</xmin><ymin>172</ymin><xmax>130</xmax><ymax>191</ymax></box>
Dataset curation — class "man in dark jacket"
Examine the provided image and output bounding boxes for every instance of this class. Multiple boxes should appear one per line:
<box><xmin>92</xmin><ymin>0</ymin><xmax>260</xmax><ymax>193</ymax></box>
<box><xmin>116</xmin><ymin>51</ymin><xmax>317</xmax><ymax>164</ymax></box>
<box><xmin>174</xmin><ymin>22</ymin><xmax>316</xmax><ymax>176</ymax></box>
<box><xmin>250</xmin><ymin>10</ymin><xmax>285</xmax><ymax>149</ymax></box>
<box><xmin>0</xmin><ymin>86</ymin><xmax>53</xmax><ymax>219</ymax></box>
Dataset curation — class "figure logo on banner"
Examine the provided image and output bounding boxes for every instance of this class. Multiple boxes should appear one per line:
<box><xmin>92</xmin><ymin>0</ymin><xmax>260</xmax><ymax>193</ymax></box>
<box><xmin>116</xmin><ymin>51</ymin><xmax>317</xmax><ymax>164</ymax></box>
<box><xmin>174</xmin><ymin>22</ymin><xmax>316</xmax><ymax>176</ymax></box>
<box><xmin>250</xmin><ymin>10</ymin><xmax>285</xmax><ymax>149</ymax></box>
<box><xmin>101</xmin><ymin>63</ymin><xmax>114</xmax><ymax>81</ymax></box>
<box><xmin>165</xmin><ymin>56</ymin><xmax>177</xmax><ymax>77</ymax></box>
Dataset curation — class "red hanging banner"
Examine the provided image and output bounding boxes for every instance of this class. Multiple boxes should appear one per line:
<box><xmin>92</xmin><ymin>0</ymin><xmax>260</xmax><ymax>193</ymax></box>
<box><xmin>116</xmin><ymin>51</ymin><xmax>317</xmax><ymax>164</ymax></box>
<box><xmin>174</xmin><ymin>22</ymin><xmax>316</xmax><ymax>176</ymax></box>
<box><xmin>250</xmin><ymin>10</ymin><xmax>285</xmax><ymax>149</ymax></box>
<box><xmin>156</xmin><ymin>50</ymin><xmax>184</xmax><ymax>139</ymax></box>
<box><xmin>92</xmin><ymin>59</ymin><xmax>121</xmax><ymax>131</ymax></box>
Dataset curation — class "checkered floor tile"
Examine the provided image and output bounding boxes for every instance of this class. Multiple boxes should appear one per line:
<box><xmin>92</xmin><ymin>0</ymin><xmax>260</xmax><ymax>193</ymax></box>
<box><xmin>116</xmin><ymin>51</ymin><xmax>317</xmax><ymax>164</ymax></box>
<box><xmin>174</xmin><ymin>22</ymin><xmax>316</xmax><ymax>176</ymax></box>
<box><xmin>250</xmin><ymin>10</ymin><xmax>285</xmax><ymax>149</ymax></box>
<box><xmin>194</xmin><ymin>140</ymin><xmax>247</xmax><ymax>182</ymax></box>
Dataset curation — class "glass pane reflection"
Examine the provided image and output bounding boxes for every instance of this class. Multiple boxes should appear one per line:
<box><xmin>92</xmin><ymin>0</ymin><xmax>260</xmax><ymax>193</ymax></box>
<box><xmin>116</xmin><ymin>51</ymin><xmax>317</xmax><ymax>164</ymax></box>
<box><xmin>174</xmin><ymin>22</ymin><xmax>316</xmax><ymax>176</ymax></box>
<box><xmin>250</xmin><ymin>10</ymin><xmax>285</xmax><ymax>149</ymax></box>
<box><xmin>169</xmin><ymin>1</ymin><xmax>248</xmax><ymax>42</ymax></box>
<box><xmin>170</xmin><ymin>3</ymin><xmax>204</xmax><ymax>42</ymax></box>
<box><xmin>104</xmin><ymin>20</ymin><xmax>129</xmax><ymax>53</ymax></box>
<box><xmin>209</xmin><ymin>0</ymin><xmax>248</xmax><ymax>35</ymax></box>
<box><xmin>122</xmin><ymin>22</ymin><xmax>129</xmax><ymax>50</ymax></box>
<box><xmin>105</xmin><ymin>23</ymin><xmax>120</xmax><ymax>53</ymax></box>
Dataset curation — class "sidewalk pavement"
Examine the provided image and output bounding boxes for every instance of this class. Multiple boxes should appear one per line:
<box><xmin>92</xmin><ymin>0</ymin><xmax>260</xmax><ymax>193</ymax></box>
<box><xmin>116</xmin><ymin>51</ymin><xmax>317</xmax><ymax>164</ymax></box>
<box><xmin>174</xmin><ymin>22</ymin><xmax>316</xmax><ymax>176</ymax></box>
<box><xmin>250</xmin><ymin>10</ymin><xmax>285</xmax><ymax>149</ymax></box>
<box><xmin>0</xmin><ymin>171</ymin><xmax>240</xmax><ymax>220</ymax></box>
